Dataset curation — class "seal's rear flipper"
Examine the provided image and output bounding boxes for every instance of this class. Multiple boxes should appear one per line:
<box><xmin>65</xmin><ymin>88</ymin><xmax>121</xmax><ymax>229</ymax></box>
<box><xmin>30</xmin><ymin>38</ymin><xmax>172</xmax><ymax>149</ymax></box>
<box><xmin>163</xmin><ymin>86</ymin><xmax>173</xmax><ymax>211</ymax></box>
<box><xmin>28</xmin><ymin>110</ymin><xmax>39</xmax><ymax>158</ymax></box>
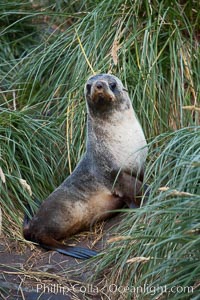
<box><xmin>23</xmin><ymin>201</ymin><xmax>97</xmax><ymax>260</ymax></box>
<box><xmin>40</xmin><ymin>241</ymin><xmax>98</xmax><ymax>259</ymax></box>
<box><xmin>56</xmin><ymin>246</ymin><xmax>97</xmax><ymax>259</ymax></box>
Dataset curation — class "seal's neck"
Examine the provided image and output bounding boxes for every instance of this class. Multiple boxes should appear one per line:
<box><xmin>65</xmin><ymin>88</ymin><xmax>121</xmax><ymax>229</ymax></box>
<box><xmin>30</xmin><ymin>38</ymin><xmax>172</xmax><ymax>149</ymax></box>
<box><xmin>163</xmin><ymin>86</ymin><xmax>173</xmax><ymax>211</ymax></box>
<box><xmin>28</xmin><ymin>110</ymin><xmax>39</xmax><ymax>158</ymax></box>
<box><xmin>86</xmin><ymin>105</ymin><xmax>136</xmax><ymax>153</ymax></box>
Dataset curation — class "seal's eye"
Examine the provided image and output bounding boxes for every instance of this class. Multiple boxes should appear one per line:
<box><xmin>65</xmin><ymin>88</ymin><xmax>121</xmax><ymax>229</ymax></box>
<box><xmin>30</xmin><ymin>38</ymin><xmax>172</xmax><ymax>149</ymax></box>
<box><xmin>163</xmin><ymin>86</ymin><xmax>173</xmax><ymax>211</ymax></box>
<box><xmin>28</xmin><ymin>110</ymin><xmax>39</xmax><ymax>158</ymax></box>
<box><xmin>109</xmin><ymin>82</ymin><xmax>116</xmax><ymax>91</ymax></box>
<box><xmin>86</xmin><ymin>84</ymin><xmax>91</xmax><ymax>93</ymax></box>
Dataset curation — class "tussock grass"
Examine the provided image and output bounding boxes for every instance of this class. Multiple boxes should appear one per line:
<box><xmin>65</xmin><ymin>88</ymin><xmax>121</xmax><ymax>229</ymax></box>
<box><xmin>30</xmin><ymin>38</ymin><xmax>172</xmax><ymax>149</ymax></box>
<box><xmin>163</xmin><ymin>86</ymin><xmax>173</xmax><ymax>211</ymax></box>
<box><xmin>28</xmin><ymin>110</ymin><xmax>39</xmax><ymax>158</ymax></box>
<box><xmin>92</xmin><ymin>126</ymin><xmax>200</xmax><ymax>299</ymax></box>
<box><xmin>0</xmin><ymin>108</ymin><xmax>69</xmax><ymax>233</ymax></box>
<box><xmin>0</xmin><ymin>0</ymin><xmax>199</xmax><ymax>298</ymax></box>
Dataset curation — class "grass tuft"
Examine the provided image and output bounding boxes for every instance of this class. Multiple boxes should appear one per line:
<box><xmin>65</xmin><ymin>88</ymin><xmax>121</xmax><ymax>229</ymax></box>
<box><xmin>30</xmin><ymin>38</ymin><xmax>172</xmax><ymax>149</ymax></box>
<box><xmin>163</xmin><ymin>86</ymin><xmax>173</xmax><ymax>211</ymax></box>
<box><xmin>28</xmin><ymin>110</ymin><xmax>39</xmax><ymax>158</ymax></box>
<box><xmin>0</xmin><ymin>0</ymin><xmax>199</xmax><ymax>297</ymax></box>
<box><xmin>92</xmin><ymin>126</ymin><xmax>200</xmax><ymax>299</ymax></box>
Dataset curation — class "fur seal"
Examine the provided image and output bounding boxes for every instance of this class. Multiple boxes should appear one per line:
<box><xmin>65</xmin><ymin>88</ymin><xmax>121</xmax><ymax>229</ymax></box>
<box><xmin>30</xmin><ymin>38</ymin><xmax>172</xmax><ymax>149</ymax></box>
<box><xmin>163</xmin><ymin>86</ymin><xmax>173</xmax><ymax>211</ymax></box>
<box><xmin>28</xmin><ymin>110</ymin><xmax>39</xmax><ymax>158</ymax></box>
<box><xmin>23</xmin><ymin>74</ymin><xmax>148</xmax><ymax>259</ymax></box>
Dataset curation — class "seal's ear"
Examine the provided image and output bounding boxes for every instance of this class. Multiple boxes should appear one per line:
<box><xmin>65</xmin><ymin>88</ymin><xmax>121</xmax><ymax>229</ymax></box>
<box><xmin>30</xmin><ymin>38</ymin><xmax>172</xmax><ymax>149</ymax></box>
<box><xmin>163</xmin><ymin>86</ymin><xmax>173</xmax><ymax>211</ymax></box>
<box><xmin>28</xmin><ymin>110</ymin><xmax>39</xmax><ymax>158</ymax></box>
<box><xmin>122</xmin><ymin>87</ymin><xmax>128</xmax><ymax>92</ymax></box>
<box><xmin>86</xmin><ymin>83</ymin><xmax>92</xmax><ymax>94</ymax></box>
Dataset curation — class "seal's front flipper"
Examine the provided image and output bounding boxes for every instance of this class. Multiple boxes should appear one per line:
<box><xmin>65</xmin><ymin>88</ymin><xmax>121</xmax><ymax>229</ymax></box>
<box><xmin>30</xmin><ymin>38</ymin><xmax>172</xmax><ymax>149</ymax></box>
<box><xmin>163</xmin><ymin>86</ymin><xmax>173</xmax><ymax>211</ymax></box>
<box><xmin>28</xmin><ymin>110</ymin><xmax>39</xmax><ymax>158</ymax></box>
<box><xmin>113</xmin><ymin>171</ymin><xmax>149</xmax><ymax>208</ymax></box>
<box><xmin>128</xmin><ymin>202</ymin><xmax>139</xmax><ymax>209</ymax></box>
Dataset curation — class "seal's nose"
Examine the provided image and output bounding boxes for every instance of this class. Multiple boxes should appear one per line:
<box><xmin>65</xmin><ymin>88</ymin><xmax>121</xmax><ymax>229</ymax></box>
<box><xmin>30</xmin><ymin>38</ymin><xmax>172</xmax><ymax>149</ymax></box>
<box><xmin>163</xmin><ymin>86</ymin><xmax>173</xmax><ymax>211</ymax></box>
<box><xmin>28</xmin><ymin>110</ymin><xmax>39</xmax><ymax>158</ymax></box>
<box><xmin>89</xmin><ymin>79</ymin><xmax>114</xmax><ymax>103</ymax></box>
<box><xmin>95</xmin><ymin>81</ymin><xmax>104</xmax><ymax>90</ymax></box>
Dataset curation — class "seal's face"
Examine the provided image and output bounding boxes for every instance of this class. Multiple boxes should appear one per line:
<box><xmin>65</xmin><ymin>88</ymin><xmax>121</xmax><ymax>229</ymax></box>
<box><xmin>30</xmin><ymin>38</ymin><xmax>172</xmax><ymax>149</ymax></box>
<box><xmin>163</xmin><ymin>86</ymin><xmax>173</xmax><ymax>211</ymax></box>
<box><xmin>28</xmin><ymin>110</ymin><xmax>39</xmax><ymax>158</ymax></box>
<box><xmin>85</xmin><ymin>74</ymin><xmax>130</xmax><ymax>115</ymax></box>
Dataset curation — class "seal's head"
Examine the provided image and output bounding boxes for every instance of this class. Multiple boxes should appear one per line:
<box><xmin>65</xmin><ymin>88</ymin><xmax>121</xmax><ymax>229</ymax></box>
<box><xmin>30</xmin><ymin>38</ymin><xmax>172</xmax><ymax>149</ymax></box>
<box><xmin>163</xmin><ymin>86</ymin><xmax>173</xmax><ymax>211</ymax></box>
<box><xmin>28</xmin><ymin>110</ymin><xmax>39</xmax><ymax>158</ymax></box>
<box><xmin>85</xmin><ymin>74</ymin><xmax>130</xmax><ymax>116</ymax></box>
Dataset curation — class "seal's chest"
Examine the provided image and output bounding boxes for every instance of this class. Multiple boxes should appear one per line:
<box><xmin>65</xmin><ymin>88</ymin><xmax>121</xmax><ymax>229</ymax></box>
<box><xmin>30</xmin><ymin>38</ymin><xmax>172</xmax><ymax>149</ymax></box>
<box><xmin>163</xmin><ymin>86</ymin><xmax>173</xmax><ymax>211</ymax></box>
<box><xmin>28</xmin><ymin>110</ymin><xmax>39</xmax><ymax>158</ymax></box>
<box><xmin>106</xmin><ymin>116</ymin><xmax>147</xmax><ymax>169</ymax></box>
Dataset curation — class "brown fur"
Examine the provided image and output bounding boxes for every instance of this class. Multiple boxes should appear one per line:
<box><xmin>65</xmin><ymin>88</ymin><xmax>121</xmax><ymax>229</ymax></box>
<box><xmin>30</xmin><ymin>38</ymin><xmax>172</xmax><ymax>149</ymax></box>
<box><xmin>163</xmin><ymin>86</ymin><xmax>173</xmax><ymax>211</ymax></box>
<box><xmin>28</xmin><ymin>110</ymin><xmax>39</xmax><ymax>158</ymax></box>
<box><xmin>23</xmin><ymin>74</ymin><xmax>148</xmax><ymax>258</ymax></box>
